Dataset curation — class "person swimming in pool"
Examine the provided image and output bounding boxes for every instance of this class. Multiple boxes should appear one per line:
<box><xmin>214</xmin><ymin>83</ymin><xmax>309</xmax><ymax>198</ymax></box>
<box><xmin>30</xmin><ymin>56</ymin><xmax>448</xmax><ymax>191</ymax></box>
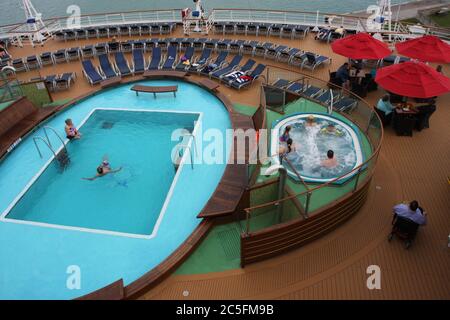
<box><xmin>320</xmin><ymin>123</ymin><xmax>344</xmax><ymax>137</ymax></box>
<box><xmin>321</xmin><ymin>150</ymin><xmax>338</xmax><ymax>168</ymax></box>
<box><xmin>65</xmin><ymin>119</ymin><xmax>81</xmax><ymax>140</ymax></box>
<box><xmin>279</xmin><ymin>125</ymin><xmax>291</xmax><ymax>143</ymax></box>
<box><xmin>83</xmin><ymin>158</ymin><xmax>122</xmax><ymax>181</ymax></box>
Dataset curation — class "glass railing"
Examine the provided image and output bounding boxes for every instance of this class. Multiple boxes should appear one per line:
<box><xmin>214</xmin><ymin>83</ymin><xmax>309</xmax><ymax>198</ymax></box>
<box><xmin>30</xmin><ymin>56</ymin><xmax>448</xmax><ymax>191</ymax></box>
<box><xmin>243</xmin><ymin>65</ymin><xmax>383</xmax><ymax>234</ymax></box>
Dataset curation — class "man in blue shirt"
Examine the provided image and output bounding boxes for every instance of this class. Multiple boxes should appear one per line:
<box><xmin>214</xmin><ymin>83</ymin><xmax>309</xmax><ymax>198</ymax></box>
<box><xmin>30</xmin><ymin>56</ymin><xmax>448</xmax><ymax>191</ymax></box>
<box><xmin>393</xmin><ymin>200</ymin><xmax>427</xmax><ymax>225</ymax></box>
<box><xmin>336</xmin><ymin>62</ymin><xmax>350</xmax><ymax>89</ymax></box>
<box><xmin>377</xmin><ymin>94</ymin><xmax>396</xmax><ymax>116</ymax></box>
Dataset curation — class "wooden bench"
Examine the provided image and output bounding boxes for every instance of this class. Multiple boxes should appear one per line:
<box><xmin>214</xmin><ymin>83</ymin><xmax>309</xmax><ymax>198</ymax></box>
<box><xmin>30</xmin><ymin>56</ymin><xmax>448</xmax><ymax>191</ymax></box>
<box><xmin>130</xmin><ymin>85</ymin><xmax>178</xmax><ymax>98</ymax></box>
<box><xmin>198</xmin><ymin>78</ymin><xmax>220</xmax><ymax>92</ymax></box>
<box><xmin>143</xmin><ymin>70</ymin><xmax>187</xmax><ymax>79</ymax></box>
<box><xmin>100</xmin><ymin>77</ymin><xmax>121</xmax><ymax>89</ymax></box>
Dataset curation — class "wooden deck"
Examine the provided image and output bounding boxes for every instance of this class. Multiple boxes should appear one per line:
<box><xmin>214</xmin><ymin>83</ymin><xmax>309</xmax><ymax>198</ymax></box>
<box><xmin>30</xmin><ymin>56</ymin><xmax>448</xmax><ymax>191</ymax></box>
<box><xmin>6</xmin><ymin>27</ymin><xmax>450</xmax><ymax>300</ymax></box>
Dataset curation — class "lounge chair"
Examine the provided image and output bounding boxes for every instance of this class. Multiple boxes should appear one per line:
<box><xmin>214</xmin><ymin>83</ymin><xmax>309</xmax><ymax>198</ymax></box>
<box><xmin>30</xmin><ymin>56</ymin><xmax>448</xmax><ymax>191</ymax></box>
<box><xmin>98</xmin><ymin>28</ymin><xmax>108</xmax><ymax>38</ymax></box>
<box><xmin>65</xmin><ymin>30</ymin><xmax>76</xmax><ymax>41</ymax></box>
<box><xmin>204</xmin><ymin>39</ymin><xmax>219</xmax><ymax>50</ymax></box>
<box><xmin>333</xmin><ymin>97</ymin><xmax>358</xmax><ymax>113</ymax></box>
<box><xmin>119</xmin><ymin>25</ymin><xmax>130</xmax><ymax>37</ymax></box>
<box><xmin>187</xmin><ymin>48</ymin><xmax>212</xmax><ymax>72</ymax></box>
<box><xmin>315</xmin><ymin>89</ymin><xmax>341</xmax><ymax>105</ymax></box>
<box><xmin>133</xmin><ymin>40</ymin><xmax>145</xmax><ymax>50</ymax></box>
<box><xmin>130</xmin><ymin>25</ymin><xmax>140</xmax><ymax>36</ymax></box>
<box><xmin>229</xmin><ymin>40</ymin><xmax>246</xmax><ymax>54</ymax></box>
<box><xmin>132</xmin><ymin>49</ymin><xmax>145</xmax><ymax>74</ymax></box>
<box><xmin>161</xmin><ymin>23</ymin><xmax>173</xmax><ymax>35</ymax></box>
<box><xmin>210</xmin><ymin>55</ymin><xmax>243</xmax><ymax>79</ymax></box>
<box><xmin>144</xmin><ymin>38</ymin><xmax>159</xmax><ymax>52</ymax></box>
<box><xmin>55</xmin><ymin>72</ymin><xmax>76</xmax><ymax>91</ymax></box>
<box><xmin>175</xmin><ymin>47</ymin><xmax>195</xmax><ymax>70</ymax></box>
<box><xmin>151</xmin><ymin>24</ymin><xmax>161</xmax><ymax>35</ymax></box>
<box><xmin>108</xmin><ymin>27</ymin><xmax>119</xmax><ymax>38</ymax></box>
<box><xmin>229</xmin><ymin>63</ymin><xmax>266</xmax><ymax>90</ymax></box>
<box><xmin>54</xmin><ymin>32</ymin><xmax>65</xmax><ymax>41</ymax></box>
<box><xmin>158</xmin><ymin>39</ymin><xmax>169</xmax><ymax>50</ymax></box>
<box><xmin>224</xmin><ymin>23</ymin><xmax>235</xmax><ymax>35</ymax></box>
<box><xmin>193</xmin><ymin>38</ymin><xmax>207</xmax><ymax>51</ymax></box>
<box><xmin>281</xmin><ymin>25</ymin><xmax>293</xmax><ymax>39</ymax></box>
<box><xmin>81</xmin><ymin>45</ymin><xmax>95</xmax><ymax>59</ymax></box>
<box><xmin>148</xmin><ymin>47</ymin><xmax>162</xmax><ymax>70</ymax></box>
<box><xmin>53</xmin><ymin>49</ymin><xmax>67</xmax><ymax>63</ymax></box>
<box><xmin>114</xmin><ymin>52</ymin><xmax>132</xmax><ymax>76</ymax></box>
<box><xmin>44</xmin><ymin>74</ymin><xmax>58</xmax><ymax>91</ymax></box>
<box><xmin>217</xmin><ymin>39</ymin><xmax>233</xmax><ymax>52</ymax></box>
<box><xmin>199</xmin><ymin>51</ymin><xmax>228</xmax><ymax>75</ymax></box>
<box><xmin>120</xmin><ymin>41</ymin><xmax>133</xmax><ymax>53</ymax></box>
<box><xmin>302</xmin><ymin>85</ymin><xmax>323</xmax><ymax>98</ymax></box>
<box><xmin>382</xmin><ymin>55</ymin><xmax>410</xmax><ymax>66</ymax></box>
<box><xmin>161</xmin><ymin>46</ymin><xmax>178</xmax><ymax>70</ymax></box>
<box><xmin>75</xmin><ymin>29</ymin><xmax>86</xmax><ymax>40</ymax></box>
<box><xmin>265</xmin><ymin>45</ymin><xmax>288</xmax><ymax>60</ymax></box>
<box><xmin>94</xmin><ymin>43</ymin><xmax>108</xmax><ymax>56</ymax></box>
<box><xmin>81</xmin><ymin>60</ymin><xmax>104</xmax><ymax>85</ymax></box>
<box><xmin>254</xmin><ymin>42</ymin><xmax>273</xmax><ymax>57</ymax></box>
<box><xmin>98</xmin><ymin>54</ymin><xmax>118</xmax><ymax>79</ymax></box>
<box><xmin>301</xmin><ymin>52</ymin><xmax>330</xmax><ymax>71</ymax></box>
<box><xmin>26</xmin><ymin>55</ymin><xmax>41</xmax><ymax>70</ymax></box>
<box><xmin>66</xmin><ymin>47</ymin><xmax>80</xmax><ymax>61</ymax></box>
<box><xmin>278</xmin><ymin>48</ymin><xmax>301</xmax><ymax>63</ymax></box>
<box><xmin>181</xmin><ymin>38</ymin><xmax>194</xmax><ymax>50</ymax></box>
<box><xmin>39</xmin><ymin>52</ymin><xmax>54</xmax><ymax>66</ymax></box>
<box><xmin>236</xmin><ymin>23</ymin><xmax>247</xmax><ymax>35</ymax></box>
<box><xmin>247</xmin><ymin>24</ymin><xmax>258</xmax><ymax>35</ymax></box>
<box><xmin>86</xmin><ymin>28</ymin><xmax>98</xmax><ymax>39</ymax></box>
<box><xmin>108</xmin><ymin>41</ymin><xmax>120</xmax><ymax>53</ymax></box>
<box><xmin>221</xmin><ymin>59</ymin><xmax>256</xmax><ymax>83</ymax></box>
<box><xmin>271</xmin><ymin>79</ymin><xmax>290</xmax><ymax>89</ymax></box>
<box><xmin>269</xmin><ymin>24</ymin><xmax>282</xmax><ymax>37</ymax></box>
<box><xmin>214</xmin><ymin>23</ymin><xmax>225</xmax><ymax>35</ymax></box>
<box><xmin>293</xmin><ymin>25</ymin><xmax>309</xmax><ymax>39</ymax></box>
<box><xmin>242</xmin><ymin>41</ymin><xmax>259</xmax><ymax>55</ymax></box>
<box><xmin>257</xmin><ymin>24</ymin><xmax>269</xmax><ymax>36</ymax></box>
<box><xmin>286</xmin><ymin>82</ymin><xmax>306</xmax><ymax>93</ymax></box>
<box><xmin>140</xmin><ymin>25</ymin><xmax>150</xmax><ymax>36</ymax></box>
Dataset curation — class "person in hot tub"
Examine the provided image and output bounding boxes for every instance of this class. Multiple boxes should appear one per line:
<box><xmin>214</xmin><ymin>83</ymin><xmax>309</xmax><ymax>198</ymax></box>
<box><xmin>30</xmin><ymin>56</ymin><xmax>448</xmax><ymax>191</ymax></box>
<box><xmin>321</xmin><ymin>150</ymin><xmax>338</xmax><ymax>168</ymax></box>
<box><xmin>320</xmin><ymin>123</ymin><xmax>344</xmax><ymax>137</ymax></box>
<box><xmin>83</xmin><ymin>159</ymin><xmax>122</xmax><ymax>181</ymax></box>
<box><xmin>279</xmin><ymin>125</ymin><xmax>292</xmax><ymax>143</ymax></box>
<box><xmin>305</xmin><ymin>115</ymin><xmax>318</xmax><ymax>127</ymax></box>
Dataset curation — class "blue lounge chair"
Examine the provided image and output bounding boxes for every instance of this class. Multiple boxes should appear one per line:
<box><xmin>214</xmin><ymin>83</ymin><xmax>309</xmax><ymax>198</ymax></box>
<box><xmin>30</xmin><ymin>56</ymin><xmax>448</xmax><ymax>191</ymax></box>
<box><xmin>286</xmin><ymin>82</ymin><xmax>306</xmax><ymax>93</ymax></box>
<box><xmin>271</xmin><ymin>79</ymin><xmax>290</xmax><ymax>89</ymax></box>
<box><xmin>148</xmin><ymin>47</ymin><xmax>162</xmax><ymax>70</ymax></box>
<box><xmin>301</xmin><ymin>52</ymin><xmax>331</xmax><ymax>71</ymax></box>
<box><xmin>229</xmin><ymin>40</ymin><xmax>246</xmax><ymax>54</ymax></box>
<box><xmin>278</xmin><ymin>48</ymin><xmax>301</xmax><ymax>63</ymax></box>
<box><xmin>188</xmin><ymin>48</ymin><xmax>212</xmax><ymax>72</ymax></box>
<box><xmin>254</xmin><ymin>42</ymin><xmax>273</xmax><ymax>57</ymax></box>
<box><xmin>82</xmin><ymin>60</ymin><xmax>104</xmax><ymax>85</ymax></box>
<box><xmin>229</xmin><ymin>63</ymin><xmax>266</xmax><ymax>90</ymax></box>
<box><xmin>217</xmin><ymin>39</ymin><xmax>233</xmax><ymax>51</ymax></box>
<box><xmin>333</xmin><ymin>97</ymin><xmax>358</xmax><ymax>113</ymax></box>
<box><xmin>55</xmin><ymin>72</ymin><xmax>76</xmax><ymax>90</ymax></box>
<box><xmin>114</xmin><ymin>52</ymin><xmax>132</xmax><ymax>76</ymax></box>
<box><xmin>175</xmin><ymin>47</ymin><xmax>195</xmax><ymax>70</ymax></box>
<box><xmin>161</xmin><ymin>46</ymin><xmax>177</xmax><ymax>70</ymax></box>
<box><xmin>44</xmin><ymin>74</ymin><xmax>58</xmax><ymax>91</ymax></box>
<box><xmin>98</xmin><ymin>54</ymin><xmax>118</xmax><ymax>79</ymax></box>
<box><xmin>315</xmin><ymin>90</ymin><xmax>340</xmax><ymax>105</ymax></box>
<box><xmin>132</xmin><ymin>49</ymin><xmax>145</xmax><ymax>74</ymax></box>
<box><xmin>242</xmin><ymin>40</ymin><xmax>259</xmax><ymax>55</ymax></box>
<box><xmin>265</xmin><ymin>45</ymin><xmax>288</xmax><ymax>60</ymax></box>
<box><xmin>302</xmin><ymin>85</ymin><xmax>323</xmax><ymax>98</ymax></box>
<box><xmin>199</xmin><ymin>51</ymin><xmax>228</xmax><ymax>75</ymax></box>
<box><xmin>221</xmin><ymin>59</ymin><xmax>256</xmax><ymax>83</ymax></box>
<box><xmin>211</xmin><ymin>55</ymin><xmax>243</xmax><ymax>79</ymax></box>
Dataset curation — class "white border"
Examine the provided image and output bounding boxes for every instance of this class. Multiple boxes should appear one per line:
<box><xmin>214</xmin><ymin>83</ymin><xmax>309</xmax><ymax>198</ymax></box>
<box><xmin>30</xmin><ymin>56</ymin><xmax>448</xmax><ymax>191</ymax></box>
<box><xmin>0</xmin><ymin>108</ymin><xmax>203</xmax><ymax>240</ymax></box>
<box><xmin>270</xmin><ymin>114</ymin><xmax>364</xmax><ymax>183</ymax></box>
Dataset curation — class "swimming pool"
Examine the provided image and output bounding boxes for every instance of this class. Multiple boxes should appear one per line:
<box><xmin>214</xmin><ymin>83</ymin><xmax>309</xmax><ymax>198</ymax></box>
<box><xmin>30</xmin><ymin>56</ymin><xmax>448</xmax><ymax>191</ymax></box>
<box><xmin>271</xmin><ymin>113</ymin><xmax>364</xmax><ymax>184</ymax></box>
<box><xmin>4</xmin><ymin>109</ymin><xmax>201</xmax><ymax>237</ymax></box>
<box><xmin>0</xmin><ymin>80</ymin><xmax>231</xmax><ymax>299</ymax></box>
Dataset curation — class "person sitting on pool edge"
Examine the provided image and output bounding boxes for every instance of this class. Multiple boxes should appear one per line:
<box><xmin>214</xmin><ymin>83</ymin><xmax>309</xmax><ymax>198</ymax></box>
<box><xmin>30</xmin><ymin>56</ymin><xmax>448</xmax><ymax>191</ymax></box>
<box><xmin>320</xmin><ymin>123</ymin><xmax>344</xmax><ymax>137</ymax></box>
<box><xmin>321</xmin><ymin>150</ymin><xmax>338</xmax><ymax>168</ymax></box>
<box><xmin>279</xmin><ymin>125</ymin><xmax>292</xmax><ymax>143</ymax></box>
<box><xmin>83</xmin><ymin>160</ymin><xmax>122</xmax><ymax>181</ymax></box>
<box><xmin>65</xmin><ymin>119</ymin><xmax>81</xmax><ymax>140</ymax></box>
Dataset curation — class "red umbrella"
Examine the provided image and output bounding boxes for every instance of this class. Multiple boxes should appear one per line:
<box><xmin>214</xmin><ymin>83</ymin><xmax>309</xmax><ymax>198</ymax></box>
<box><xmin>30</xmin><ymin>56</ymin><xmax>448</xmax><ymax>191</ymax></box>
<box><xmin>331</xmin><ymin>32</ymin><xmax>391</xmax><ymax>60</ymax></box>
<box><xmin>375</xmin><ymin>61</ymin><xmax>450</xmax><ymax>98</ymax></box>
<box><xmin>395</xmin><ymin>35</ymin><xmax>450</xmax><ymax>63</ymax></box>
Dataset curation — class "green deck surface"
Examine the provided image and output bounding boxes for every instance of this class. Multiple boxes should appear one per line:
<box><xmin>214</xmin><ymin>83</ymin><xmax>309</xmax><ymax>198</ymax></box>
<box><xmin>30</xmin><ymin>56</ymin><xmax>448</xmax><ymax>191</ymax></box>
<box><xmin>175</xmin><ymin>100</ymin><xmax>374</xmax><ymax>275</ymax></box>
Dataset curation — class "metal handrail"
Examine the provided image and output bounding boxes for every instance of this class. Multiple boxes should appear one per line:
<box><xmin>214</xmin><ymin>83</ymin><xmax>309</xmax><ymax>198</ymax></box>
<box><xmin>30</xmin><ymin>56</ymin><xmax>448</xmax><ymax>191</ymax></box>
<box><xmin>43</xmin><ymin>126</ymin><xmax>68</xmax><ymax>154</ymax></box>
<box><xmin>174</xmin><ymin>144</ymin><xmax>194</xmax><ymax>170</ymax></box>
<box><xmin>33</xmin><ymin>136</ymin><xmax>57</xmax><ymax>158</ymax></box>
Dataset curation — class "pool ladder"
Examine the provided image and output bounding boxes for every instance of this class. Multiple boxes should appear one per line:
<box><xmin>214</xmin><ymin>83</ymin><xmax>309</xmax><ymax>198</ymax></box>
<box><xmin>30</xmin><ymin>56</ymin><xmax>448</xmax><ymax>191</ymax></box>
<box><xmin>174</xmin><ymin>133</ymin><xmax>197</xmax><ymax>171</ymax></box>
<box><xmin>33</xmin><ymin>126</ymin><xmax>70</xmax><ymax>169</ymax></box>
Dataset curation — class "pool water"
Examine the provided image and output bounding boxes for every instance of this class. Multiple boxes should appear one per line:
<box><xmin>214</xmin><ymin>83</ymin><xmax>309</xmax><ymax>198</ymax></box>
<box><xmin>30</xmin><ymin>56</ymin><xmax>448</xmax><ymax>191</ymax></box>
<box><xmin>6</xmin><ymin>109</ymin><xmax>199</xmax><ymax>236</ymax></box>
<box><xmin>271</xmin><ymin>114</ymin><xmax>363</xmax><ymax>184</ymax></box>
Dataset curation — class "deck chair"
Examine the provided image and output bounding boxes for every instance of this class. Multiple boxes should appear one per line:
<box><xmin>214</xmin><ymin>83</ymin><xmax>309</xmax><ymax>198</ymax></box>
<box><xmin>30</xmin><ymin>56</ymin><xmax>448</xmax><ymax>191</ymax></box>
<box><xmin>199</xmin><ymin>51</ymin><xmax>228</xmax><ymax>75</ymax></box>
<box><xmin>229</xmin><ymin>63</ymin><xmax>266</xmax><ymax>90</ymax></box>
<box><xmin>247</xmin><ymin>24</ymin><xmax>258</xmax><ymax>35</ymax></box>
<box><xmin>44</xmin><ymin>74</ymin><xmax>58</xmax><ymax>91</ymax></box>
<box><xmin>217</xmin><ymin>39</ymin><xmax>233</xmax><ymax>52</ymax></box>
<box><xmin>161</xmin><ymin>46</ymin><xmax>178</xmax><ymax>70</ymax></box>
<box><xmin>315</xmin><ymin>89</ymin><xmax>341</xmax><ymax>105</ymax></box>
<box><xmin>242</xmin><ymin>41</ymin><xmax>259</xmax><ymax>55</ymax></box>
<box><xmin>66</xmin><ymin>47</ymin><xmax>80</xmax><ymax>61</ymax></box>
<box><xmin>271</xmin><ymin>79</ymin><xmax>290</xmax><ymax>89</ymax></box>
<box><xmin>236</xmin><ymin>23</ymin><xmax>247</xmax><ymax>35</ymax></box>
<box><xmin>187</xmin><ymin>48</ymin><xmax>212</xmax><ymax>72</ymax></box>
<box><xmin>98</xmin><ymin>28</ymin><xmax>108</xmax><ymax>38</ymax></box>
<box><xmin>254</xmin><ymin>42</ymin><xmax>273</xmax><ymax>57</ymax></box>
<box><xmin>333</xmin><ymin>97</ymin><xmax>358</xmax><ymax>113</ymax></box>
<box><xmin>388</xmin><ymin>213</ymin><xmax>421</xmax><ymax>249</ymax></box>
<box><xmin>193</xmin><ymin>38</ymin><xmax>207</xmax><ymax>51</ymax></box>
<box><xmin>120</xmin><ymin>41</ymin><xmax>133</xmax><ymax>53</ymax></box>
<box><xmin>281</xmin><ymin>25</ymin><xmax>293</xmax><ymax>39</ymax></box>
<box><xmin>269</xmin><ymin>24</ymin><xmax>282</xmax><ymax>37</ymax></box>
<box><xmin>221</xmin><ymin>59</ymin><xmax>256</xmax><ymax>83</ymax></box>
<box><xmin>265</xmin><ymin>45</ymin><xmax>288</xmax><ymax>60</ymax></box>
<box><xmin>302</xmin><ymin>85</ymin><xmax>323</xmax><ymax>98</ymax></box>
<box><xmin>204</xmin><ymin>39</ymin><xmax>220</xmax><ymax>50</ymax></box>
<box><xmin>229</xmin><ymin>40</ymin><xmax>246</xmax><ymax>54</ymax></box>
<box><xmin>290</xmin><ymin>53</ymin><xmax>306</xmax><ymax>67</ymax></box>
<box><xmin>82</xmin><ymin>60</ymin><xmax>104</xmax><ymax>85</ymax></box>
<box><xmin>257</xmin><ymin>24</ymin><xmax>269</xmax><ymax>36</ymax></box>
<box><xmin>144</xmin><ymin>38</ymin><xmax>159</xmax><ymax>52</ymax></box>
<box><xmin>53</xmin><ymin>49</ymin><xmax>67</xmax><ymax>63</ymax></box>
<box><xmin>108</xmin><ymin>41</ymin><xmax>120</xmax><ymax>53</ymax></box>
<box><xmin>40</xmin><ymin>52</ymin><xmax>54</xmax><ymax>65</ymax></box>
<box><xmin>26</xmin><ymin>55</ymin><xmax>41</xmax><ymax>70</ymax></box>
<box><xmin>94</xmin><ymin>43</ymin><xmax>108</xmax><ymax>56</ymax></box>
<box><xmin>55</xmin><ymin>72</ymin><xmax>76</xmax><ymax>91</ymax></box>
<box><xmin>286</xmin><ymin>82</ymin><xmax>306</xmax><ymax>94</ymax></box>
<box><xmin>214</xmin><ymin>23</ymin><xmax>225</xmax><ymax>35</ymax></box>
<box><xmin>75</xmin><ymin>29</ymin><xmax>86</xmax><ymax>40</ymax></box>
<box><xmin>98</xmin><ymin>54</ymin><xmax>118</xmax><ymax>79</ymax></box>
<box><xmin>140</xmin><ymin>25</ymin><xmax>150</xmax><ymax>36</ymax></box>
<box><xmin>86</xmin><ymin>28</ymin><xmax>98</xmax><ymax>39</ymax></box>
<box><xmin>293</xmin><ymin>25</ymin><xmax>309</xmax><ymax>39</ymax></box>
<box><xmin>132</xmin><ymin>49</ymin><xmax>145</xmax><ymax>74</ymax></box>
<box><xmin>151</xmin><ymin>24</ymin><xmax>161</xmax><ymax>35</ymax></box>
<box><xmin>81</xmin><ymin>45</ymin><xmax>94</xmax><ymax>59</ymax></box>
<box><xmin>301</xmin><ymin>52</ymin><xmax>330</xmax><ymax>71</ymax></box>
<box><xmin>114</xmin><ymin>52</ymin><xmax>132</xmax><ymax>76</ymax></box>
<box><xmin>175</xmin><ymin>47</ymin><xmax>195</xmax><ymax>70</ymax></box>
<box><xmin>148</xmin><ymin>47</ymin><xmax>162</xmax><ymax>70</ymax></box>
<box><xmin>211</xmin><ymin>55</ymin><xmax>243</xmax><ymax>79</ymax></box>
<box><xmin>108</xmin><ymin>27</ymin><xmax>119</xmax><ymax>38</ymax></box>
<box><xmin>224</xmin><ymin>23</ymin><xmax>235</xmax><ymax>35</ymax></box>
<box><xmin>278</xmin><ymin>48</ymin><xmax>301</xmax><ymax>63</ymax></box>
<box><xmin>65</xmin><ymin>30</ymin><xmax>76</xmax><ymax>41</ymax></box>
<box><xmin>133</xmin><ymin>41</ymin><xmax>145</xmax><ymax>50</ymax></box>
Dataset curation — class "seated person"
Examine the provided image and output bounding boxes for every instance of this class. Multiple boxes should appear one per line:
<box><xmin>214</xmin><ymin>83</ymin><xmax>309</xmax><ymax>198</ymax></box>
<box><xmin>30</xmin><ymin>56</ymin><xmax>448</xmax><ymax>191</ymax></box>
<box><xmin>320</xmin><ymin>123</ymin><xmax>344</xmax><ymax>137</ymax></box>
<box><xmin>336</xmin><ymin>62</ymin><xmax>350</xmax><ymax>89</ymax></box>
<box><xmin>279</xmin><ymin>125</ymin><xmax>291</xmax><ymax>143</ymax></box>
<box><xmin>315</xmin><ymin>27</ymin><xmax>331</xmax><ymax>40</ymax></box>
<box><xmin>333</xmin><ymin>26</ymin><xmax>345</xmax><ymax>36</ymax></box>
<box><xmin>392</xmin><ymin>200</ymin><xmax>427</xmax><ymax>226</ymax></box>
<box><xmin>376</xmin><ymin>94</ymin><xmax>395</xmax><ymax>123</ymax></box>
<box><xmin>321</xmin><ymin>150</ymin><xmax>338</xmax><ymax>168</ymax></box>
<box><xmin>305</xmin><ymin>115</ymin><xmax>317</xmax><ymax>127</ymax></box>
<box><xmin>83</xmin><ymin>159</ymin><xmax>122</xmax><ymax>181</ymax></box>
<box><xmin>64</xmin><ymin>118</ymin><xmax>81</xmax><ymax>140</ymax></box>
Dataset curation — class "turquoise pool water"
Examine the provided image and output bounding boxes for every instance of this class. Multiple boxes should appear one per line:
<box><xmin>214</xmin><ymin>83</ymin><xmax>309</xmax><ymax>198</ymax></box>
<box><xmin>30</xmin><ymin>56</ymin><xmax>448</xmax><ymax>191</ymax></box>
<box><xmin>6</xmin><ymin>109</ymin><xmax>199</xmax><ymax>236</ymax></box>
<box><xmin>0</xmin><ymin>80</ymin><xmax>231</xmax><ymax>299</ymax></box>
